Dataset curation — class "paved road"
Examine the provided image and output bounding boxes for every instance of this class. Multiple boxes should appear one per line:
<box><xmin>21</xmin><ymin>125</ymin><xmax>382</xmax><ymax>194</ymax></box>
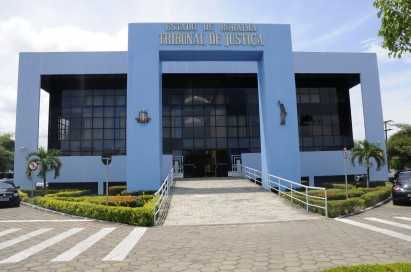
<box><xmin>0</xmin><ymin>181</ymin><xmax>411</xmax><ymax>271</ymax></box>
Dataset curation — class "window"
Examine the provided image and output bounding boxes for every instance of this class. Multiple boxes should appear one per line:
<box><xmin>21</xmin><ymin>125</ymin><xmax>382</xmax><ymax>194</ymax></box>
<box><xmin>296</xmin><ymin>74</ymin><xmax>358</xmax><ymax>151</ymax></box>
<box><xmin>45</xmin><ymin>74</ymin><xmax>127</xmax><ymax>156</ymax></box>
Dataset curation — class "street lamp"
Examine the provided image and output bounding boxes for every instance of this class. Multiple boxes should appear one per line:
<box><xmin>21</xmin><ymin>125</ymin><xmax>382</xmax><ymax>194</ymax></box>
<box><xmin>384</xmin><ymin>120</ymin><xmax>394</xmax><ymax>171</ymax></box>
<box><xmin>384</xmin><ymin>120</ymin><xmax>394</xmax><ymax>143</ymax></box>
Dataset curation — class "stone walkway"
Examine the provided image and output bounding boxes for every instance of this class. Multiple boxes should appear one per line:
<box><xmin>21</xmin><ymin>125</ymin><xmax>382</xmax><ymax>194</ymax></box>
<box><xmin>164</xmin><ymin>178</ymin><xmax>322</xmax><ymax>226</ymax></box>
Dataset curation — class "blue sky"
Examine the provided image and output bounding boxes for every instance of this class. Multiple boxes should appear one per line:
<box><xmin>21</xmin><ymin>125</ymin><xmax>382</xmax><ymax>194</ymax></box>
<box><xmin>0</xmin><ymin>0</ymin><xmax>410</xmax><ymax>146</ymax></box>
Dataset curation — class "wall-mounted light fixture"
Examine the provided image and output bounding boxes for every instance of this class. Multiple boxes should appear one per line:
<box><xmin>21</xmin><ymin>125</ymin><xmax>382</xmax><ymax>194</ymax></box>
<box><xmin>135</xmin><ymin>108</ymin><xmax>151</xmax><ymax>125</ymax></box>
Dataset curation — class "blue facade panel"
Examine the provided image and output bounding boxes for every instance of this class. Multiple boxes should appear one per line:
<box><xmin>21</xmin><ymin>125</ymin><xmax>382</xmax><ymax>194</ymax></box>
<box><xmin>14</xmin><ymin>23</ymin><xmax>387</xmax><ymax>192</ymax></box>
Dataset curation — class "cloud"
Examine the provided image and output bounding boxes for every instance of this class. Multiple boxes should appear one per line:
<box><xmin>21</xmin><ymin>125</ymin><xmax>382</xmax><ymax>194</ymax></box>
<box><xmin>361</xmin><ymin>38</ymin><xmax>411</xmax><ymax>64</ymax></box>
<box><xmin>0</xmin><ymin>17</ymin><xmax>127</xmax><ymax>53</ymax></box>
<box><xmin>0</xmin><ymin>17</ymin><xmax>127</xmax><ymax>144</ymax></box>
<box><xmin>294</xmin><ymin>13</ymin><xmax>374</xmax><ymax>51</ymax></box>
<box><xmin>0</xmin><ymin>84</ymin><xmax>17</xmax><ymax>134</ymax></box>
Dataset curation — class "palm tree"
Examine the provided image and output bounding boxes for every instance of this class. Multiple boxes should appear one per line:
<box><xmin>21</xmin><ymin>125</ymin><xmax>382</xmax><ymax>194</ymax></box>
<box><xmin>25</xmin><ymin>147</ymin><xmax>62</xmax><ymax>195</ymax></box>
<box><xmin>350</xmin><ymin>140</ymin><xmax>386</xmax><ymax>188</ymax></box>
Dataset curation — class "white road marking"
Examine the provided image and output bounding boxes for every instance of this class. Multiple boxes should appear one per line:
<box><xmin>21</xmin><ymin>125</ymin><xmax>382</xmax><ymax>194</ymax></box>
<box><xmin>336</xmin><ymin>218</ymin><xmax>411</xmax><ymax>242</ymax></box>
<box><xmin>52</xmin><ymin>228</ymin><xmax>115</xmax><ymax>262</ymax></box>
<box><xmin>103</xmin><ymin>227</ymin><xmax>147</xmax><ymax>261</ymax></box>
<box><xmin>365</xmin><ymin>217</ymin><xmax>411</xmax><ymax>230</ymax></box>
<box><xmin>395</xmin><ymin>217</ymin><xmax>411</xmax><ymax>222</ymax></box>
<box><xmin>0</xmin><ymin>219</ymin><xmax>93</xmax><ymax>223</ymax></box>
<box><xmin>0</xmin><ymin>228</ymin><xmax>21</xmax><ymax>237</ymax></box>
<box><xmin>0</xmin><ymin>228</ymin><xmax>52</xmax><ymax>250</ymax></box>
<box><xmin>0</xmin><ymin>228</ymin><xmax>83</xmax><ymax>264</ymax></box>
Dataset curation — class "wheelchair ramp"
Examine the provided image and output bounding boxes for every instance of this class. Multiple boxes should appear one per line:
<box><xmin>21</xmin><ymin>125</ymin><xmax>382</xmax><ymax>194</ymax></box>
<box><xmin>163</xmin><ymin>178</ymin><xmax>322</xmax><ymax>226</ymax></box>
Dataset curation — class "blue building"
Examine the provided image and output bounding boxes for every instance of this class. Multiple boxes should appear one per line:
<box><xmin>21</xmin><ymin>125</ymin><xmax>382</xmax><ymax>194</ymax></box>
<box><xmin>14</xmin><ymin>23</ymin><xmax>388</xmax><ymax>194</ymax></box>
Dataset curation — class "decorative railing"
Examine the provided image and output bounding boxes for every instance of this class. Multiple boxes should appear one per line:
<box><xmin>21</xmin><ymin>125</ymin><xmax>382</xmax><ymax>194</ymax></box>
<box><xmin>242</xmin><ymin>166</ymin><xmax>328</xmax><ymax>217</ymax></box>
<box><xmin>153</xmin><ymin>168</ymin><xmax>174</xmax><ymax>226</ymax></box>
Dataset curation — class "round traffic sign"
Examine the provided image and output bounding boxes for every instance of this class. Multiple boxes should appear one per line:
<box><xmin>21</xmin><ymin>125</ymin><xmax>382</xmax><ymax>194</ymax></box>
<box><xmin>101</xmin><ymin>153</ymin><xmax>112</xmax><ymax>165</ymax></box>
<box><xmin>28</xmin><ymin>161</ymin><xmax>38</xmax><ymax>171</ymax></box>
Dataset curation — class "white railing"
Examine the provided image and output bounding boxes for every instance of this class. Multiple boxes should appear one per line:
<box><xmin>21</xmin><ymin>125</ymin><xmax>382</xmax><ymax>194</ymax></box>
<box><xmin>153</xmin><ymin>168</ymin><xmax>174</xmax><ymax>226</ymax></box>
<box><xmin>242</xmin><ymin>166</ymin><xmax>328</xmax><ymax>217</ymax></box>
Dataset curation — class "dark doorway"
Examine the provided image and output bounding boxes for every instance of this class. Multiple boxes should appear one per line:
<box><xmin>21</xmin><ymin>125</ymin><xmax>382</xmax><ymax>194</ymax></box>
<box><xmin>162</xmin><ymin>74</ymin><xmax>260</xmax><ymax>178</ymax></box>
<box><xmin>183</xmin><ymin>150</ymin><xmax>228</xmax><ymax>178</ymax></box>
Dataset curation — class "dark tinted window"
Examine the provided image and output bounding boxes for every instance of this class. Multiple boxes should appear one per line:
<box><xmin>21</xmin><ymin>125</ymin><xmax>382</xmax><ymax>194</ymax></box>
<box><xmin>296</xmin><ymin>74</ymin><xmax>359</xmax><ymax>152</ymax></box>
<box><xmin>398</xmin><ymin>173</ymin><xmax>411</xmax><ymax>184</ymax></box>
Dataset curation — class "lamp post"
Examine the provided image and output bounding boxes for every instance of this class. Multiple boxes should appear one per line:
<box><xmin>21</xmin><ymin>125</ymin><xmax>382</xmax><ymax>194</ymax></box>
<box><xmin>384</xmin><ymin>120</ymin><xmax>394</xmax><ymax>170</ymax></box>
<box><xmin>384</xmin><ymin>120</ymin><xmax>393</xmax><ymax>143</ymax></box>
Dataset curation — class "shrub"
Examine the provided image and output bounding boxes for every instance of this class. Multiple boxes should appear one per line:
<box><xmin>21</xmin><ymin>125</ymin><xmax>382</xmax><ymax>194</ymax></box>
<box><xmin>327</xmin><ymin>198</ymin><xmax>364</xmax><ymax>217</ymax></box>
<box><xmin>21</xmin><ymin>189</ymin><xmax>66</xmax><ymax>197</ymax></box>
<box><xmin>32</xmin><ymin>196</ymin><xmax>153</xmax><ymax>226</ymax></box>
<box><xmin>361</xmin><ymin>183</ymin><xmax>392</xmax><ymax>207</ymax></box>
<box><xmin>109</xmin><ymin>186</ymin><xmax>126</xmax><ymax>196</ymax></box>
<box><xmin>322</xmin><ymin>263</ymin><xmax>411</xmax><ymax>272</ymax></box>
<box><xmin>281</xmin><ymin>182</ymin><xmax>391</xmax><ymax>217</ymax></box>
<box><xmin>120</xmin><ymin>190</ymin><xmax>138</xmax><ymax>196</ymax></box>
<box><xmin>45</xmin><ymin>190</ymin><xmax>90</xmax><ymax>198</ymax></box>
<box><xmin>18</xmin><ymin>190</ymin><xmax>29</xmax><ymax>202</ymax></box>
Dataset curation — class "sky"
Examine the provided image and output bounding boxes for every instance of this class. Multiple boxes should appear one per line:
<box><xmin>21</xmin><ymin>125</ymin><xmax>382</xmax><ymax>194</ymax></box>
<box><xmin>0</xmin><ymin>0</ymin><xmax>410</xmax><ymax>147</ymax></box>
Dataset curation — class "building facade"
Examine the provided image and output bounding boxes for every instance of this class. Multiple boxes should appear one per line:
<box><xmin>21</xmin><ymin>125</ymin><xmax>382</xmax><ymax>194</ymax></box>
<box><xmin>14</xmin><ymin>23</ymin><xmax>388</xmax><ymax>194</ymax></box>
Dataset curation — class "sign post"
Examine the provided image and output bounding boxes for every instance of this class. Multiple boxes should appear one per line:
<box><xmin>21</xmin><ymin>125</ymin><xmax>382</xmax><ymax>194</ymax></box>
<box><xmin>343</xmin><ymin>147</ymin><xmax>348</xmax><ymax>199</ymax></box>
<box><xmin>101</xmin><ymin>153</ymin><xmax>112</xmax><ymax>206</ymax></box>
<box><xmin>28</xmin><ymin>161</ymin><xmax>38</xmax><ymax>198</ymax></box>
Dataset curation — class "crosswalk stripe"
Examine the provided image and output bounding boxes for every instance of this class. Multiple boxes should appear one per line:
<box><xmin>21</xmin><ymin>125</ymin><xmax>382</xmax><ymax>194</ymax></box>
<box><xmin>336</xmin><ymin>218</ymin><xmax>411</xmax><ymax>242</ymax></box>
<box><xmin>395</xmin><ymin>217</ymin><xmax>411</xmax><ymax>222</ymax></box>
<box><xmin>103</xmin><ymin>227</ymin><xmax>147</xmax><ymax>261</ymax></box>
<box><xmin>51</xmin><ymin>228</ymin><xmax>116</xmax><ymax>262</ymax></box>
<box><xmin>0</xmin><ymin>228</ymin><xmax>83</xmax><ymax>264</ymax></box>
<box><xmin>0</xmin><ymin>228</ymin><xmax>52</xmax><ymax>250</ymax></box>
<box><xmin>0</xmin><ymin>228</ymin><xmax>21</xmax><ymax>238</ymax></box>
<box><xmin>365</xmin><ymin>217</ymin><xmax>411</xmax><ymax>230</ymax></box>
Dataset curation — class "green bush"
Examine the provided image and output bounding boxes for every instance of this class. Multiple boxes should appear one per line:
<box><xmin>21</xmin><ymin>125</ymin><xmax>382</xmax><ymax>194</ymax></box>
<box><xmin>18</xmin><ymin>190</ymin><xmax>29</xmax><ymax>202</ymax></box>
<box><xmin>360</xmin><ymin>183</ymin><xmax>392</xmax><ymax>207</ymax></box>
<box><xmin>322</xmin><ymin>183</ymin><xmax>356</xmax><ymax>190</ymax></box>
<box><xmin>282</xmin><ymin>182</ymin><xmax>392</xmax><ymax>217</ymax></box>
<box><xmin>21</xmin><ymin>189</ymin><xmax>66</xmax><ymax>197</ymax></box>
<box><xmin>355</xmin><ymin>181</ymin><xmax>386</xmax><ymax>188</ymax></box>
<box><xmin>327</xmin><ymin>198</ymin><xmax>364</xmax><ymax>217</ymax></box>
<box><xmin>120</xmin><ymin>190</ymin><xmax>138</xmax><ymax>196</ymax></box>
<box><xmin>45</xmin><ymin>190</ymin><xmax>90</xmax><ymax>198</ymax></box>
<box><xmin>32</xmin><ymin>196</ymin><xmax>153</xmax><ymax>226</ymax></box>
<box><xmin>48</xmin><ymin>195</ymin><xmax>146</xmax><ymax>208</ymax></box>
<box><xmin>109</xmin><ymin>186</ymin><xmax>126</xmax><ymax>196</ymax></box>
<box><xmin>322</xmin><ymin>263</ymin><xmax>411</xmax><ymax>272</ymax></box>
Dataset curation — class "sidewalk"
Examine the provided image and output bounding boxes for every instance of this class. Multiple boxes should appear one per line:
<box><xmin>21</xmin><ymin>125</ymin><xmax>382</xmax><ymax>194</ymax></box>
<box><xmin>164</xmin><ymin>178</ymin><xmax>322</xmax><ymax>226</ymax></box>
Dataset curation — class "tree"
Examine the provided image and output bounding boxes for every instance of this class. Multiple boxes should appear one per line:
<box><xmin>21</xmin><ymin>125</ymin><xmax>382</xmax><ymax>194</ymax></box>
<box><xmin>25</xmin><ymin>147</ymin><xmax>62</xmax><ymax>195</ymax></box>
<box><xmin>0</xmin><ymin>133</ymin><xmax>14</xmax><ymax>175</ymax></box>
<box><xmin>387</xmin><ymin>123</ymin><xmax>411</xmax><ymax>169</ymax></box>
<box><xmin>350</xmin><ymin>139</ymin><xmax>386</xmax><ymax>188</ymax></box>
<box><xmin>374</xmin><ymin>0</ymin><xmax>411</xmax><ymax>58</ymax></box>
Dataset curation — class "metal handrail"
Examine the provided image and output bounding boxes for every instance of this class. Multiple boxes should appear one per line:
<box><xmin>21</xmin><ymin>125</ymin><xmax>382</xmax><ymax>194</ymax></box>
<box><xmin>242</xmin><ymin>166</ymin><xmax>328</xmax><ymax>217</ymax></box>
<box><xmin>153</xmin><ymin>168</ymin><xmax>174</xmax><ymax>226</ymax></box>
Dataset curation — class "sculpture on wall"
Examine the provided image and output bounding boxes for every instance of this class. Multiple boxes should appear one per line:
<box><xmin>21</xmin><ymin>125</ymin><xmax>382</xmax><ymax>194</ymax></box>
<box><xmin>278</xmin><ymin>100</ymin><xmax>287</xmax><ymax>125</ymax></box>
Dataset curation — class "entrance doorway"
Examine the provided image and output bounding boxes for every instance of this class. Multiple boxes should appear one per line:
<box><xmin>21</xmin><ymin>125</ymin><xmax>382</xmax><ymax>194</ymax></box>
<box><xmin>162</xmin><ymin>74</ymin><xmax>261</xmax><ymax>178</ymax></box>
<box><xmin>183</xmin><ymin>150</ymin><xmax>228</xmax><ymax>178</ymax></box>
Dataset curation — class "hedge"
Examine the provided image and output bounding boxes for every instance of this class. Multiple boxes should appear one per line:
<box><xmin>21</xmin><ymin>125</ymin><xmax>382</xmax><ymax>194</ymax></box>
<box><xmin>322</xmin><ymin>263</ymin><xmax>411</xmax><ymax>272</ymax></box>
<box><xmin>45</xmin><ymin>195</ymin><xmax>146</xmax><ymax>208</ymax></box>
<box><xmin>44</xmin><ymin>190</ymin><xmax>90</xmax><ymax>198</ymax></box>
<box><xmin>282</xmin><ymin>182</ymin><xmax>392</xmax><ymax>217</ymax></box>
<box><xmin>32</xmin><ymin>196</ymin><xmax>153</xmax><ymax>226</ymax></box>
<box><xmin>109</xmin><ymin>186</ymin><xmax>126</xmax><ymax>196</ymax></box>
<box><xmin>18</xmin><ymin>190</ymin><xmax>29</xmax><ymax>202</ymax></box>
